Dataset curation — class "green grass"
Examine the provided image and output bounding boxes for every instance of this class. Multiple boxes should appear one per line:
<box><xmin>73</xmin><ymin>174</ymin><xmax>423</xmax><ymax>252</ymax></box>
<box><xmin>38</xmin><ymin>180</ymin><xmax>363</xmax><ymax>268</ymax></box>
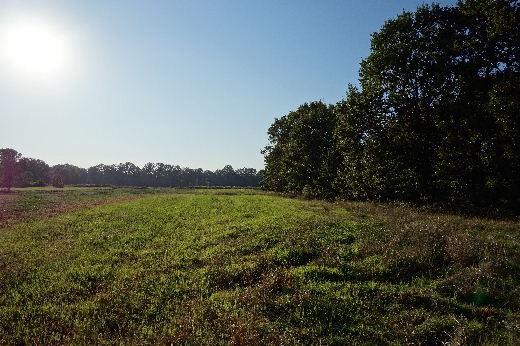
<box><xmin>0</xmin><ymin>186</ymin><xmax>181</xmax><ymax>229</ymax></box>
<box><xmin>1</xmin><ymin>189</ymin><xmax>519</xmax><ymax>345</ymax></box>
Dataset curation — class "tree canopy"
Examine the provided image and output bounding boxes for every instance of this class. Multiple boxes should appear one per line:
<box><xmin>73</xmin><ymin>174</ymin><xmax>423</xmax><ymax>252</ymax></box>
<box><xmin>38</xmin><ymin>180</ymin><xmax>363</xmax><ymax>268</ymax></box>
<box><xmin>0</xmin><ymin>149</ymin><xmax>261</xmax><ymax>190</ymax></box>
<box><xmin>261</xmin><ymin>101</ymin><xmax>340</xmax><ymax>199</ymax></box>
<box><xmin>261</xmin><ymin>0</ymin><xmax>520</xmax><ymax>217</ymax></box>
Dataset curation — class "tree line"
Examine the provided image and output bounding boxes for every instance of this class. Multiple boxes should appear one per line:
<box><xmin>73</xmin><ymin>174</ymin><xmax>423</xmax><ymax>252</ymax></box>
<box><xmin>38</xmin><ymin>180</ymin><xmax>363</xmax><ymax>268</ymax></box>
<box><xmin>260</xmin><ymin>0</ymin><xmax>520</xmax><ymax>218</ymax></box>
<box><xmin>0</xmin><ymin>148</ymin><xmax>260</xmax><ymax>189</ymax></box>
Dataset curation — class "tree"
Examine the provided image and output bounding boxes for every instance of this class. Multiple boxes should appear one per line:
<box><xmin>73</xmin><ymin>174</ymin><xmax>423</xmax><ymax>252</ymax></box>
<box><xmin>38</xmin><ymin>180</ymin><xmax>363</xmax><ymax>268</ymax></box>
<box><xmin>261</xmin><ymin>101</ymin><xmax>340</xmax><ymax>199</ymax></box>
<box><xmin>52</xmin><ymin>174</ymin><xmax>64</xmax><ymax>188</ymax></box>
<box><xmin>141</xmin><ymin>162</ymin><xmax>157</xmax><ymax>186</ymax></box>
<box><xmin>51</xmin><ymin>164</ymin><xmax>88</xmax><ymax>185</ymax></box>
<box><xmin>334</xmin><ymin>85</ymin><xmax>388</xmax><ymax>200</ymax></box>
<box><xmin>116</xmin><ymin>162</ymin><xmax>141</xmax><ymax>186</ymax></box>
<box><xmin>333</xmin><ymin>0</ymin><xmax>519</xmax><ymax>215</ymax></box>
<box><xmin>0</xmin><ymin>148</ymin><xmax>22</xmax><ymax>192</ymax></box>
<box><xmin>18</xmin><ymin>158</ymin><xmax>50</xmax><ymax>187</ymax></box>
<box><xmin>235</xmin><ymin>167</ymin><xmax>261</xmax><ymax>187</ymax></box>
<box><xmin>348</xmin><ymin>4</ymin><xmax>470</xmax><ymax>202</ymax></box>
<box><xmin>215</xmin><ymin>165</ymin><xmax>237</xmax><ymax>186</ymax></box>
<box><xmin>87</xmin><ymin>164</ymin><xmax>102</xmax><ymax>185</ymax></box>
<box><xmin>260</xmin><ymin>0</ymin><xmax>519</xmax><ymax>216</ymax></box>
<box><xmin>448</xmin><ymin>0</ymin><xmax>520</xmax><ymax>214</ymax></box>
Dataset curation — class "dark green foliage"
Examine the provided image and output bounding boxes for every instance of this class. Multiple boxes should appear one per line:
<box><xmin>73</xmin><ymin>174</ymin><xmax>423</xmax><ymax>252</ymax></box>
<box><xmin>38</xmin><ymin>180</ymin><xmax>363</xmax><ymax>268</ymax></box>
<box><xmin>262</xmin><ymin>0</ymin><xmax>520</xmax><ymax>217</ymax></box>
<box><xmin>261</xmin><ymin>101</ymin><xmax>341</xmax><ymax>199</ymax></box>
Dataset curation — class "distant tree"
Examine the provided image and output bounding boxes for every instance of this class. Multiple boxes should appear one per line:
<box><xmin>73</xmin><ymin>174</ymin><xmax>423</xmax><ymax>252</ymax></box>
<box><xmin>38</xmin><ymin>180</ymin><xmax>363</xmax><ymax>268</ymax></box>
<box><xmin>235</xmin><ymin>167</ymin><xmax>261</xmax><ymax>187</ymax></box>
<box><xmin>2</xmin><ymin>149</ymin><xmax>261</xmax><ymax>190</ymax></box>
<box><xmin>51</xmin><ymin>164</ymin><xmax>88</xmax><ymax>185</ymax></box>
<box><xmin>178</xmin><ymin>167</ymin><xmax>205</xmax><ymax>187</ymax></box>
<box><xmin>155</xmin><ymin>163</ymin><xmax>179</xmax><ymax>187</ymax></box>
<box><xmin>116</xmin><ymin>162</ymin><xmax>141</xmax><ymax>186</ymax></box>
<box><xmin>169</xmin><ymin>165</ymin><xmax>182</xmax><ymax>187</ymax></box>
<box><xmin>0</xmin><ymin>148</ymin><xmax>22</xmax><ymax>192</ymax></box>
<box><xmin>18</xmin><ymin>158</ymin><xmax>50</xmax><ymax>187</ymax></box>
<box><xmin>141</xmin><ymin>162</ymin><xmax>156</xmax><ymax>186</ymax></box>
<box><xmin>51</xmin><ymin>174</ymin><xmax>64</xmax><ymax>188</ymax></box>
<box><xmin>215</xmin><ymin>165</ymin><xmax>237</xmax><ymax>186</ymax></box>
<box><xmin>100</xmin><ymin>164</ymin><xmax>117</xmax><ymax>186</ymax></box>
<box><xmin>87</xmin><ymin>164</ymin><xmax>103</xmax><ymax>185</ymax></box>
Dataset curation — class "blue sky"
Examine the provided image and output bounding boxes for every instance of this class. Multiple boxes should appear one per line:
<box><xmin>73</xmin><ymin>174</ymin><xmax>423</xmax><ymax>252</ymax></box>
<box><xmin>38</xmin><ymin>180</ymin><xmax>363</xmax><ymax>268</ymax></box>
<box><xmin>0</xmin><ymin>0</ymin><xmax>455</xmax><ymax>171</ymax></box>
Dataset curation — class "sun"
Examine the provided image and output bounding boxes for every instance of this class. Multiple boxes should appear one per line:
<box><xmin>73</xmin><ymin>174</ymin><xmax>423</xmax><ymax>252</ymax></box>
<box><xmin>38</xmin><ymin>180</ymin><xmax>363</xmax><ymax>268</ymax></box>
<box><xmin>6</xmin><ymin>25</ymin><xmax>63</xmax><ymax>73</ymax></box>
<box><xmin>1</xmin><ymin>19</ymin><xmax>71</xmax><ymax>82</ymax></box>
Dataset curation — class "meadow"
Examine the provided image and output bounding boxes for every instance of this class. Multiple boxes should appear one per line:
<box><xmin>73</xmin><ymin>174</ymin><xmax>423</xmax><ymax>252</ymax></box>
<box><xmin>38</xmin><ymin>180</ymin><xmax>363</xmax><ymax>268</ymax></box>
<box><xmin>0</xmin><ymin>187</ymin><xmax>519</xmax><ymax>345</ymax></box>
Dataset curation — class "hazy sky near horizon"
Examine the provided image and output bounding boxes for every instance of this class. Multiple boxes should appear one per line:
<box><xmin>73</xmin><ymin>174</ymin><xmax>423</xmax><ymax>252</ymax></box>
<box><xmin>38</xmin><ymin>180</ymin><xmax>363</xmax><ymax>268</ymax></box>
<box><xmin>0</xmin><ymin>0</ymin><xmax>455</xmax><ymax>171</ymax></box>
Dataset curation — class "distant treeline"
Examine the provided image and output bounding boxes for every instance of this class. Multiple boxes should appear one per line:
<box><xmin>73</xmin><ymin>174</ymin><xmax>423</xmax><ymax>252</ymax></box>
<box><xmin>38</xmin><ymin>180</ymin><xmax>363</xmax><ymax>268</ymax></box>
<box><xmin>0</xmin><ymin>149</ymin><xmax>260</xmax><ymax>188</ymax></box>
<box><xmin>261</xmin><ymin>0</ymin><xmax>520</xmax><ymax>218</ymax></box>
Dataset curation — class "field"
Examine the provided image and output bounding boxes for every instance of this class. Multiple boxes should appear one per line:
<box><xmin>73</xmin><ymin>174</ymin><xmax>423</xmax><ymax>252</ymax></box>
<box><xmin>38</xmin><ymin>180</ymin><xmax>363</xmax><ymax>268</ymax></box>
<box><xmin>1</xmin><ymin>187</ymin><xmax>519</xmax><ymax>345</ymax></box>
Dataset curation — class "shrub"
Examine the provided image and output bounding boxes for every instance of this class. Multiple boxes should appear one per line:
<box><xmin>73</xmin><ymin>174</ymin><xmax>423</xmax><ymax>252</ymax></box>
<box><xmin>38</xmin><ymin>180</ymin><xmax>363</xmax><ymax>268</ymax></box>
<box><xmin>51</xmin><ymin>174</ymin><xmax>64</xmax><ymax>188</ymax></box>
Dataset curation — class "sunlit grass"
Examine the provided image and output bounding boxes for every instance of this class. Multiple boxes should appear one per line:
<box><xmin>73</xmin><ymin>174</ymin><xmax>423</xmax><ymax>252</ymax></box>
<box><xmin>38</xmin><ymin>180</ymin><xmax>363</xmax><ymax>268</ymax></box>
<box><xmin>1</xmin><ymin>189</ymin><xmax>519</xmax><ymax>344</ymax></box>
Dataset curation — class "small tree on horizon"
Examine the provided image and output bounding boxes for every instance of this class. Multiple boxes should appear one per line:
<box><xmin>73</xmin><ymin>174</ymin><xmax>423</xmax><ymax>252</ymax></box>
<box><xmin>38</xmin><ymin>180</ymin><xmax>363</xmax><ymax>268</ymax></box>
<box><xmin>0</xmin><ymin>148</ymin><xmax>22</xmax><ymax>192</ymax></box>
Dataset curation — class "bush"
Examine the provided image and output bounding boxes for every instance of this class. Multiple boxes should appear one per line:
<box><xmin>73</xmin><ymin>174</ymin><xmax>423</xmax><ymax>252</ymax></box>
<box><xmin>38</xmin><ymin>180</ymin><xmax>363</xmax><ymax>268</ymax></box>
<box><xmin>51</xmin><ymin>174</ymin><xmax>64</xmax><ymax>188</ymax></box>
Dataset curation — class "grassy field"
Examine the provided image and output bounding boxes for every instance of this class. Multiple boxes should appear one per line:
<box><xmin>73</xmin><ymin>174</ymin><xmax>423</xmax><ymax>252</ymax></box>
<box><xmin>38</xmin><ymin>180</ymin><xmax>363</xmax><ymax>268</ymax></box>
<box><xmin>0</xmin><ymin>188</ymin><xmax>519</xmax><ymax>345</ymax></box>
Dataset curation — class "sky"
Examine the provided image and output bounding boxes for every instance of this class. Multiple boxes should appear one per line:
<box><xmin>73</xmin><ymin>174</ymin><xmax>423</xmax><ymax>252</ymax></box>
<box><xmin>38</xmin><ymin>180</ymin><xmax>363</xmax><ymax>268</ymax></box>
<box><xmin>0</xmin><ymin>0</ymin><xmax>456</xmax><ymax>171</ymax></box>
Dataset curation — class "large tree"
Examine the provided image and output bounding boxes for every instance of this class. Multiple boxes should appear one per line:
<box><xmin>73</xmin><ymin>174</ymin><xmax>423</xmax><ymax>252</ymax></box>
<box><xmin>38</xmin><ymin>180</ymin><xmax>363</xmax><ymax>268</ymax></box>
<box><xmin>334</xmin><ymin>0</ymin><xmax>519</xmax><ymax>215</ymax></box>
<box><xmin>261</xmin><ymin>101</ymin><xmax>340</xmax><ymax>199</ymax></box>
<box><xmin>333</xmin><ymin>85</ymin><xmax>388</xmax><ymax>200</ymax></box>
<box><xmin>261</xmin><ymin>0</ymin><xmax>519</xmax><ymax>216</ymax></box>
<box><xmin>339</xmin><ymin>3</ymin><xmax>472</xmax><ymax>202</ymax></box>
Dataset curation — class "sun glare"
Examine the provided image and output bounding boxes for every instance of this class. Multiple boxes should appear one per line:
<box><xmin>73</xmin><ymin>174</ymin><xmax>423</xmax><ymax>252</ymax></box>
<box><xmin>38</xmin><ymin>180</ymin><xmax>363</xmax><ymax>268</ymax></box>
<box><xmin>1</xmin><ymin>19</ymin><xmax>73</xmax><ymax>83</ymax></box>
<box><xmin>7</xmin><ymin>26</ymin><xmax>62</xmax><ymax>71</ymax></box>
